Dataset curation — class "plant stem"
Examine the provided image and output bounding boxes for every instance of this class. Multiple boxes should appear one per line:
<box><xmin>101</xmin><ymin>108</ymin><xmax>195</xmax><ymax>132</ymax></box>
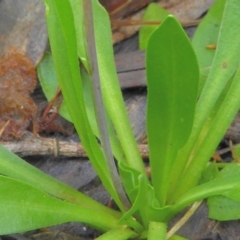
<box><xmin>83</xmin><ymin>0</ymin><xmax>131</xmax><ymax>210</ymax></box>
<box><xmin>168</xmin><ymin>235</ymin><xmax>188</xmax><ymax>240</ymax></box>
<box><xmin>148</xmin><ymin>222</ymin><xmax>167</xmax><ymax>240</ymax></box>
<box><xmin>95</xmin><ymin>226</ymin><xmax>138</xmax><ymax>240</ymax></box>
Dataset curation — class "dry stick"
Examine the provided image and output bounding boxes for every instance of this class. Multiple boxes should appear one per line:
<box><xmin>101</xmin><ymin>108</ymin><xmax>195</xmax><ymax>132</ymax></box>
<box><xmin>111</xmin><ymin>19</ymin><xmax>200</xmax><ymax>27</ymax></box>
<box><xmin>0</xmin><ymin>120</ymin><xmax>10</xmax><ymax>137</ymax></box>
<box><xmin>167</xmin><ymin>201</ymin><xmax>203</xmax><ymax>239</ymax></box>
<box><xmin>0</xmin><ymin>133</ymin><xmax>149</xmax><ymax>159</ymax></box>
<box><xmin>83</xmin><ymin>0</ymin><xmax>131</xmax><ymax>210</ymax></box>
<box><xmin>0</xmin><ymin>132</ymin><xmax>233</xmax><ymax>160</ymax></box>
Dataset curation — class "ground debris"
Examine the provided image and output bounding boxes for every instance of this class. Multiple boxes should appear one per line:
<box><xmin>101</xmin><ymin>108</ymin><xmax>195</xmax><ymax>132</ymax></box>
<box><xmin>0</xmin><ymin>48</ymin><xmax>38</xmax><ymax>140</ymax></box>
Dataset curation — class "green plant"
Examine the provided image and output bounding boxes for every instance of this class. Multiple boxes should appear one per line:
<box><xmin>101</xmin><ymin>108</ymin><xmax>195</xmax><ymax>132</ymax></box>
<box><xmin>1</xmin><ymin>0</ymin><xmax>240</xmax><ymax>239</ymax></box>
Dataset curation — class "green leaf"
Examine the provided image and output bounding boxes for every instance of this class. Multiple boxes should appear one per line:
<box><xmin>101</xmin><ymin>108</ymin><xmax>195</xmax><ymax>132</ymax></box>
<box><xmin>37</xmin><ymin>52</ymin><xmax>71</xmax><ymax>122</ymax></box>
<box><xmin>42</xmin><ymin>0</ymin><xmax>124</xmax><ymax>210</ymax></box>
<box><xmin>208</xmin><ymin>195</ymin><xmax>240</xmax><ymax>221</ymax></box>
<box><xmin>139</xmin><ymin>3</ymin><xmax>169</xmax><ymax>50</ymax></box>
<box><xmin>216</xmin><ymin>163</ymin><xmax>240</xmax><ymax>178</ymax></box>
<box><xmin>146</xmin><ymin>15</ymin><xmax>199</xmax><ymax>206</ymax></box>
<box><xmin>37</xmin><ymin>52</ymin><xmax>100</xmax><ymax>138</ymax></box>
<box><xmin>232</xmin><ymin>143</ymin><xmax>240</xmax><ymax>162</ymax></box>
<box><xmin>38</xmin><ymin>52</ymin><xmax>126</xmax><ymax>164</ymax></box>
<box><xmin>118</xmin><ymin>174</ymin><xmax>151</xmax><ymax>229</ymax></box>
<box><xmin>223</xmin><ymin>185</ymin><xmax>240</xmax><ymax>202</ymax></box>
<box><xmin>94</xmin><ymin>226</ymin><xmax>138</xmax><ymax>240</ymax></box>
<box><xmin>118</xmin><ymin>162</ymin><xmax>155</xmax><ymax>229</ymax></box>
<box><xmin>199</xmin><ymin>163</ymin><xmax>219</xmax><ymax>184</ymax></box>
<box><xmin>0</xmin><ymin>176</ymin><xmax>119</xmax><ymax>235</ymax></box>
<box><xmin>69</xmin><ymin>0</ymin><xmax>89</xmax><ymax>70</ymax></box>
<box><xmin>167</xmin><ymin>172</ymin><xmax>240</xmax><ymax>221</ymax></box>
<box><xmin>169</xmin><ymin>0</ymin><xmax>240</xmax><ymax>202</ymax></box>
<box><xmin>92</xmin><ymin>1</ymin><xmax>145</xmax><ymax>174</ymax></box>
<box><xmin>192</xmin><ymin>0</ymin><xmax>226</xmax><ymax>94</ymax></box>
<box><xmin>148</xmin><ymin>221</ymin><xmax>166</xmax><ymax>240</ymax></box>
<box><xmin>119</xmin><ymin>161</ymin><xmax>142</xmax><ymax>202</ymax></box>
<box><xmin>171</xmin><ymin>64</ymin><xmax>240</xmax><ymax>203</ymax></box>
<box><xmin>0</xmin><ymin>144</ymin><xmax>121</xmax><ymax>218</ymax></box>
<box><xmin>169</xmin><ymin>235</ymin><xmax>188</xmax><ymax>240</ymax></box>
<box><xmin>207</xmin><ymin>164</ymin><xmax>240</xmax><ymax>220</ymax></box>
<box><xmin>168</xmin><ymin>164</ymin><xmax>240</xmax><ymax>221</ymax></box>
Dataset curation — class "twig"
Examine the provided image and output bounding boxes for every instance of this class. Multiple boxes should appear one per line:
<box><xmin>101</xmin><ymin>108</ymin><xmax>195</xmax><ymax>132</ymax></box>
<box><xmin>0</xmin><ymin>132</ymin><xmax>235</xmax><ymax>160</ymax></box>
<box><xmin>0</xmin><ymin>132</ymin><xmax>149</xmax><ymax>159</ymax></box>
<box><xmin>111</xmin><ymin>19</ymin><xmax>200</xmax><ymax>27</ymax></box>
<box><xmin>167</xmin><ymin>201</ymin><xmax>203</xmax><ymax>239</ymax></box>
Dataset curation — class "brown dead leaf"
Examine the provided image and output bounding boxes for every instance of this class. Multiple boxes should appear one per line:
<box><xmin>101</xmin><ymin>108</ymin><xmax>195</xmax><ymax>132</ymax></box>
<box><xmin>100</xmin><ymin>0</ymin><xmax>153</xmax><ymax>18</ymax></box>
<box><xmin>0</xmin><ymin>48</ymin><xmax>38</xmax><ymax>140</ymax></box>
<box><xmin>112</xmin><ymin>8</ymin><xmax>146</xmax><ymax>44</ymax></box>
<box><xmin>0</xmin><ymin>0</ymin><xmax>47</xmax><ymax>65</ymax></box>
<box><xmin>112</xmin><ymin>0</ymin><xmax>215</xmax><ymax>44</ymax></box>
<box><xmin>159</xmin><ymin>0</ymin><xmax>215</xmax><ymax>21</ymax></box>
<box><xmin>212</xmin><ymin>151</ymin><xmax>222</xmax><ymax>162</ymax></box>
